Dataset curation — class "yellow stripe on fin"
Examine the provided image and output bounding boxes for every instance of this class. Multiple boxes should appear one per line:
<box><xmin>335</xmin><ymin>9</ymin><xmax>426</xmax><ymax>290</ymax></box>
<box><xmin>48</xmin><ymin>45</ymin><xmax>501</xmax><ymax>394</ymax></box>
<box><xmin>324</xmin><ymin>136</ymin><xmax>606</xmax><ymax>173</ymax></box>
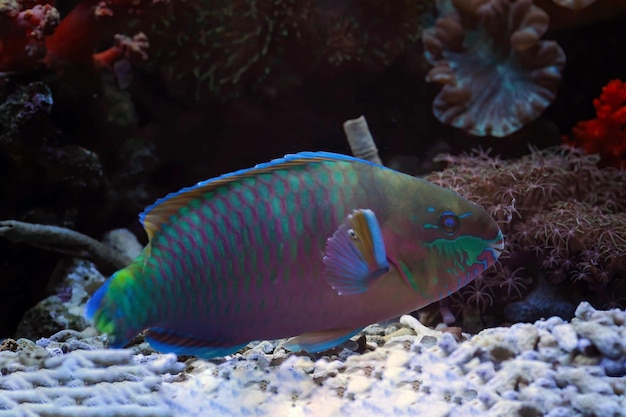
<box><xmin>323</xmin><ymin>209</ymin><xmax>390</xmax><ymax>295</ymax></box>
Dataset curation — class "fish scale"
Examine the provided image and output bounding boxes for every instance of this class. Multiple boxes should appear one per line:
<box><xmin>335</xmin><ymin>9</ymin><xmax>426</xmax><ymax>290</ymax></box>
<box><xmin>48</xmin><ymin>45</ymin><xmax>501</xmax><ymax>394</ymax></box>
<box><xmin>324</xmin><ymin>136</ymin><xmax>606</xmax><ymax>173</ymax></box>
<box><xmin>86</xmin><ymin>152</ymin><xmax>503</xmax><ymax>357</ymax></box>
<box><xmin>145</xmin><ymin>162</ymin><xmax>368</xmax><ymax>331</ymax></box>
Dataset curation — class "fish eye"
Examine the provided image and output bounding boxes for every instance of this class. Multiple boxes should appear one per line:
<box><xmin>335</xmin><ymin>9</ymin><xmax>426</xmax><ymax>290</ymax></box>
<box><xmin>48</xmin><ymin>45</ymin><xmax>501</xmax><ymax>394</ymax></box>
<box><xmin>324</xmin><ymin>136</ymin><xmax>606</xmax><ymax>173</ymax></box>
<box><xmin>347</xmin><ymin>229</ymin><xmax>358</xmax><ymax>240</ymax></box>
<box><xmin>439</xmin><ymin>211</ymin><xmax>460</xmax><ymax>235</ymax></box>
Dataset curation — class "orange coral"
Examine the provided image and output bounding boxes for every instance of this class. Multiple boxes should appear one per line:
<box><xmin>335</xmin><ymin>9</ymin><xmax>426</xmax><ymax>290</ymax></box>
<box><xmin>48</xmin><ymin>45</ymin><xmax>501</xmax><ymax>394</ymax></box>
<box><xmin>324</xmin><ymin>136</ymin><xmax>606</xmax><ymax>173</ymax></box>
<box><xmin>564</xmin><ymin>79</ymin><xmax>626</xmax><ymax>167</ymax></box>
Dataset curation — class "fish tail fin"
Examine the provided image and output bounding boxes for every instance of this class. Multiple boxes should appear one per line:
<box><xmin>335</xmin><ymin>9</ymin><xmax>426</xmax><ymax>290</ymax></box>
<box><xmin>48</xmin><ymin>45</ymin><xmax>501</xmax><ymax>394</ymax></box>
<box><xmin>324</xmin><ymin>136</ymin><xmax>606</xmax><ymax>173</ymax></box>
<box><xmin>85</xmin><ymin>261</ymin><xmax>147</xmax><ymax>347</ymax></box>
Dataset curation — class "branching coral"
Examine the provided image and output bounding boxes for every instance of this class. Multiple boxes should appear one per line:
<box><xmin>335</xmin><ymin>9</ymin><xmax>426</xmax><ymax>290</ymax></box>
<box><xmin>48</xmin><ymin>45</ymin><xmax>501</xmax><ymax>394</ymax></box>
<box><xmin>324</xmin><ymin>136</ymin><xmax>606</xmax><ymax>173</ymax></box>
<box><xmin>0</xmin><ymin>339</ymin><xmax>184</xmax><ymax>415</ymax></box>
<box><xmin>422</xmin><ymin>0</ymin><xmax>566</xmax><ymax>137</ymax></box>
<box><xmin>563</xmin><ymin>79</ymin><xmax>626</xmax><ymax>168</ymax></box>
<box><xmin>426</xmin><ymin>146</ymin><xmax>626</xmax><ymax>320</ymax></box>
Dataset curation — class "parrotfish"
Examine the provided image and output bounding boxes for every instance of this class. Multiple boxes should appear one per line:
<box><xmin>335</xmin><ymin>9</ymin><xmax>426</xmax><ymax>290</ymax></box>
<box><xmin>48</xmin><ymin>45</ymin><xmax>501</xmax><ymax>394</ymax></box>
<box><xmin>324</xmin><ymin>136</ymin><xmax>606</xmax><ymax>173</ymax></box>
<box><xmin>86</xmin><ymin>152</ymin><xmax>503</xmax><ymax>358</ymax></box>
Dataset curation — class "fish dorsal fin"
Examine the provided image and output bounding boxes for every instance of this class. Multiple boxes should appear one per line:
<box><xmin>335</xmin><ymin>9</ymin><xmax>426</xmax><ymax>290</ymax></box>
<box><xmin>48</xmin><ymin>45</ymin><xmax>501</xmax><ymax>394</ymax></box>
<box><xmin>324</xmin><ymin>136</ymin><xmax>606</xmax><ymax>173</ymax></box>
<box><xmin>139</xmin><ymin>152</ymin><xmax>374</xmax><ymax>240</ymax></box>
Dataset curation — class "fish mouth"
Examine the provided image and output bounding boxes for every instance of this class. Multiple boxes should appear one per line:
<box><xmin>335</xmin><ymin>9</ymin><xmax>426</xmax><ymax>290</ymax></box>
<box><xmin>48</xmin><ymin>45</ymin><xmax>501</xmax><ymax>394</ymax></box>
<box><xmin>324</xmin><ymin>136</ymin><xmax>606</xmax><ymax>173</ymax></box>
<box><xmin>485</xmin><ymin>229</ymin><xmax>505</xmax><ymax>263</ymax></box>
<box><xmin>490</xmin><ymin>229</ymin><xmax>505</xmax><ymax>253</ymax></box>
<box><xmin>474</xmin><ymin>229</ymin><xmax>504</xmax><ymax>269</ymax></box>
<box><xmin>458</xmin><ymin>230</ymin><xmax>504</xmax><ymax>287</ymax></box>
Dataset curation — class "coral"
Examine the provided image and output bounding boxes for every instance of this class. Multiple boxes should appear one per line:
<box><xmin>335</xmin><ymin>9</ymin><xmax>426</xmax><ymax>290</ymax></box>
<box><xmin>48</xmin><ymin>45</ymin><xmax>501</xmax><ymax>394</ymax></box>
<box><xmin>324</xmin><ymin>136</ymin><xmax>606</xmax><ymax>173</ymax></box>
<box><xmin>0</xmin><ymin>334</ymin><xmax>184</xmax><ymax>416</ymax></box>
<box><xmin>460</xmin><ymin>280</ymin><xmax>495</xmax><ymax>313</ymax></box>
<box><xmin>0</xmin><ymin>82</ymin><xmax>105</xmax><ymax>197</ymax></box>
<box><xmin>563</xmin><ymin>79</ymin><xmax>626</xmax><ymax>167</ymax></box>
<box><xmin>343</xmin><ymin>115</ymin><xmax>383</xmax><ymax>164</ymax></box>
<box><xmin>426</xmin><ymin>145</ymin><xmax>626</xmax><ymax>323</ymax></box>
<box><xmin>422</xmin><ymin>0</ymin><xmax>566</xmax><ymax>137</ymax></box>
<box><xmin>0</xmin><ymin>81</ymin><xmax>53</xmax><ymax>143</ymax></box>
<box><xmin>10</xmin><ymin>229</ymin><xmax>141</xmax><ymax>340</ymax></box>
<box><xmin>14</xmin><ymin>260</ymin><xmax>107</xmax><ymax>340</ymax></box>
<box><xmin>2</xmin><ymin>303</ymin><xmax>625</xmax><ymax>415</ymax></box>
<box><xmin>311</xmin><ymin>0</ymin><xmax>432</xmax><ymax>72</ymax></box>
<box><xmin>0</xmin><ymin>0</ymin><xmax>431</xmax><ymax>94</ymax></box>
<box><xmin>0</xmin><ymin>0</ymin><xmax>60</xmax><ymax>71</ymax></box>
<box><xmin>90</xmin><ymin>0</ymin><xmax>432</xmax><ymax>103</ymax></box>
<box><xmin>0</xmin><ymin>0</ymin><xmax>154</xmax><ymax>75</ymax></box>
<box><xmin>489</xmin><ymin>265</ymin><xmax>528</xmax><ymax>300</ymax></box>
<box><xmin>137</xmin><ymin>0</ymin><xmax>315</xmax><ymax>103</ymax></box>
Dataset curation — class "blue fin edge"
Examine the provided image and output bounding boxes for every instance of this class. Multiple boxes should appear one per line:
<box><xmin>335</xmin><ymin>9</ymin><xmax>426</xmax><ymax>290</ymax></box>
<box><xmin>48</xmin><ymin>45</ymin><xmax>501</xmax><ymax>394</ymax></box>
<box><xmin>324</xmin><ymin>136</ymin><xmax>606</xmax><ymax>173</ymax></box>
<box><xmin>363</xmin><ymin>209</ymin><xmax>388</xmax><ymax>268</ymax></box>
<box><xmin>139</xmin><ymin>151</ymin><xmax>386</xmax><ymax>225</ymax></box>
<box><xmin>84</xmin><ymin>278</ymin><xmax>111</xmax><ymax>320</ymax></box>
<box><xmin>284</xmin><ymin>328</ymin><xmax>364</xmax><ymax>353</ymax></box>
<box><xmin>144</xmin><ymin>328</ymin><xmax>247</xmax><ymax>358</ymax></box>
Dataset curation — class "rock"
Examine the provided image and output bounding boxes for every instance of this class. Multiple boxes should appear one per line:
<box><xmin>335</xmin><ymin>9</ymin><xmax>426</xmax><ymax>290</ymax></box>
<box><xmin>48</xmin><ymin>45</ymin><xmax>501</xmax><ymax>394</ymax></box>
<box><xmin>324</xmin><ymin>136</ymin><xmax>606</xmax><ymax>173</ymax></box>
<box><xmin>102</xmin><ymin>228</ymin><xmax>143</xmax><ymax>259</ymax></box>
<box><xmin>551</xmin><ymin>324</ymin><xmax>578</xmax><ymax>353</ymax></box>
<box><xmin>504</xmin><ymin>273</ymin><xmax>576</xmax><ymax>323</ymax></box>
<box><xmin>14</xmin><ymin>228</ymin><xmax>143</xmax><ymax>341</ymax></box>
<box><xmin>14</xmin><ymin>260</ymin><xmax>106</xmax><ymax>340</ymax></box>
<box><xmin>571</xmin><ymin>320</ymin><xmax>624</xmax><ymax>359</ymax></box>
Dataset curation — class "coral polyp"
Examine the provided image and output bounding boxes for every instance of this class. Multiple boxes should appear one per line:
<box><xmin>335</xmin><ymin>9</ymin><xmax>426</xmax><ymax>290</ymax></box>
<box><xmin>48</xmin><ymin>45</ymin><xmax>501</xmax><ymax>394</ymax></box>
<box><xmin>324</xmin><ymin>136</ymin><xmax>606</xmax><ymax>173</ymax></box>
<box><xmin>427</xmin><ymin>145</ymin><xmax>626</xmax><ymax>321</ymax></box>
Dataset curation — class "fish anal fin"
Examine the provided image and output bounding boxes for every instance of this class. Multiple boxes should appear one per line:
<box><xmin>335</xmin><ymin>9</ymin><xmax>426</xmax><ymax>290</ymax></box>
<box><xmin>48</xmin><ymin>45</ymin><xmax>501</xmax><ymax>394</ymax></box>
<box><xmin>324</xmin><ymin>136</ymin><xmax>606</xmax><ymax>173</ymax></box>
<box><xmin>284</xmin><ymin>327</ymin><xmax>363</xmax><ymax>353</ymax></box>
<box><xmin>323</xmin><ymin>209</ymin><xmax>389</xmax><ymax>295</ymax></box>
<box><xmin>145</xmin><ymin>328</ymin><xmax>246</xmax><ymax>358</ymax></box>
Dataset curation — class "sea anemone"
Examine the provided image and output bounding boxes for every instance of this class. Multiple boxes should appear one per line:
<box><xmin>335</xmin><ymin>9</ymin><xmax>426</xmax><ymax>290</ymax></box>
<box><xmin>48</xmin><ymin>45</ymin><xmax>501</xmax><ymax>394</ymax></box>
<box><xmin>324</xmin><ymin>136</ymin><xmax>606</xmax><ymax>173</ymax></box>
<box><xmin>422</xmin><ymin>0</ymin><xmax>566</xmax><ymax>137</ymax></box>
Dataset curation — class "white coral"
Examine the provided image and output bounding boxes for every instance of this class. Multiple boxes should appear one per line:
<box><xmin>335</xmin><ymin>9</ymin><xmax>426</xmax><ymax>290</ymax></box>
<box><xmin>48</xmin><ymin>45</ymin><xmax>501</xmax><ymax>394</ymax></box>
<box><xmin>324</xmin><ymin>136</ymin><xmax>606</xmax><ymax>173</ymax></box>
<box><xmin>1</xmin><ymin>303</ymin><xmax>625</xmax><ymax>416</ymax></box>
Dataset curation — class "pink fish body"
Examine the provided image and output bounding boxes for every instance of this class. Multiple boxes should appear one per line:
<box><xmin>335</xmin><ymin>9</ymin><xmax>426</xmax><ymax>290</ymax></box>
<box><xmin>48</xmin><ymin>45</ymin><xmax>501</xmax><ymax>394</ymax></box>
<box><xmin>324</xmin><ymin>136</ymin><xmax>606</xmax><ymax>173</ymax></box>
<box><xmin>86</xmin><ymin>152</ymin><xmax>503</xmax><ymax>357</ymax></box>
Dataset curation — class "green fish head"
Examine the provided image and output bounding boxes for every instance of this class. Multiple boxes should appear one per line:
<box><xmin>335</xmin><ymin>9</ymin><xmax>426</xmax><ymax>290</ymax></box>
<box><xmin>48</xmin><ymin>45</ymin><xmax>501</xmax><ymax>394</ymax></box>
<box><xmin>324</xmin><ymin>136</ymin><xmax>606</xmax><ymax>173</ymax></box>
<box><xmin>386</xmin><ymin>186</ymin><xmax>504</xmax><ymax>300</ymax></box>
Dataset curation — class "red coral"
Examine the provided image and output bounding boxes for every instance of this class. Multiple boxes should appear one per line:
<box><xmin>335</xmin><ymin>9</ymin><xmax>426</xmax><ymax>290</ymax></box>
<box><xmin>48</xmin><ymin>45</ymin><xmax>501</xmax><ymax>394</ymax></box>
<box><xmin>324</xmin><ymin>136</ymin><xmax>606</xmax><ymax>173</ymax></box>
<box><xmin>42</xmin><ymin>0</ymin><xmax>105</xmax><ymax>68</ymax></box>
<box><xmin>1</xmin><ymin>0</ymin><xmax>155</xmax><ymax>73</ymax></box>
<box><xmin>564</xmin><ymin>79</ymin><xmax>626</xmax><ymax>167</ymax></box>
<box><xmin>0</xmin><ymin>0</ymin><xmax>60</xmax><ymax>71</ymax></box>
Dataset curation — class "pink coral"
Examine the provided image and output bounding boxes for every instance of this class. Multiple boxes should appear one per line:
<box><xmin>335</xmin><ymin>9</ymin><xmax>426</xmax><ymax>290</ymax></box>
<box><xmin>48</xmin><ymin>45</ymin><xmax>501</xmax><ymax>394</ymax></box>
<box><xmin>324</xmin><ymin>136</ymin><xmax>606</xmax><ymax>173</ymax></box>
<box><xmin>425</xmin><ymin>146</ymin><xmax>626</xmax><ymax>325</ymax></box>
<box><xmin>422</xmin><ymin>0</ymin><xmax>566</xmax><ymax>137</ymax></box>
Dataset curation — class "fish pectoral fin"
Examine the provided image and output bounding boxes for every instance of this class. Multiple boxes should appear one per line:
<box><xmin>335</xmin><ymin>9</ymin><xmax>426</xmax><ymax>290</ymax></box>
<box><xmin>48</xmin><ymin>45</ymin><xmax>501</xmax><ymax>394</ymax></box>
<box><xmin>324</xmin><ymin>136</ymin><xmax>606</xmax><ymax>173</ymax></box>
<box><xmin>144</xmin><ymin>328</ymin><xmax>247</xmax><ymax>359</ymax></box>
<box><xmin>284</xmin><ymin>327</ymin><xmax>364</xmax><ymax>353</ymax></box>
<box><xmin>323</xmin><ymin>209</ymin><xmax>389</xmax><ymax>295</ymax></box>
